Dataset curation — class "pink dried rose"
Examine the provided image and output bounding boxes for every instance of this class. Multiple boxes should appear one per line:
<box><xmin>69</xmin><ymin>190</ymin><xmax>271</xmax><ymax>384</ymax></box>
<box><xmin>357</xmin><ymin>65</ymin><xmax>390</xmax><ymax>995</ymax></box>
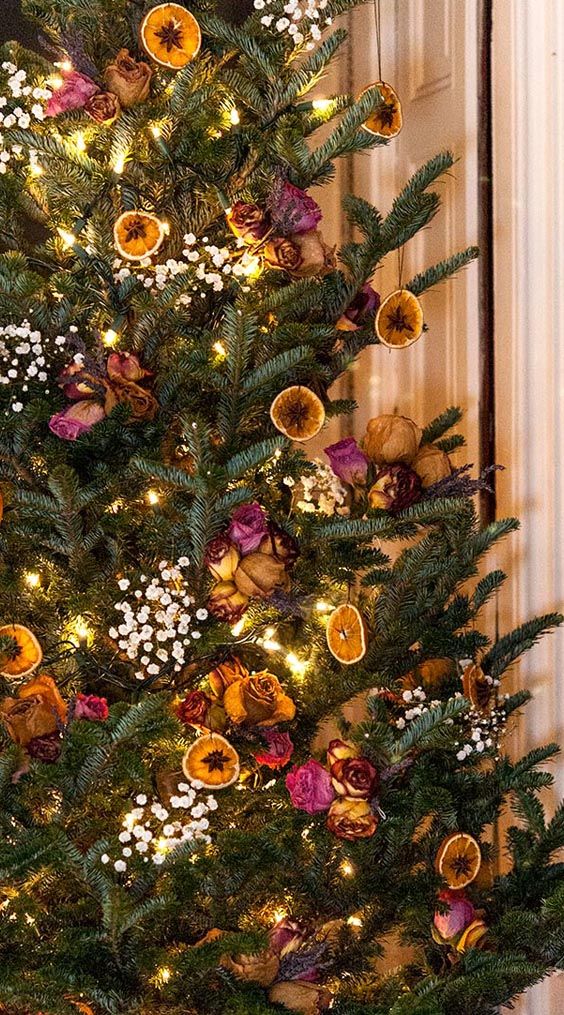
<box><xmin>45</xmin><ymin>71</ymin><xmax>99</xmax><ymax>117</ymax></box>
<box><xmin>433</xmin><ymin>890</ymin><xmax>476</xmax><ymax>942</ymax></box>
<box><xmin>255</xmin><ymin>729</ymin><xmax>294</xmax><ymax>769</ymax></box>
<box><xmin>106</xmin><ymin>351</ymin><xmax>152</xmax><ymax>383</ymax></box>
<box><xmin>286</xmin><ymin>759</ymin><xmax>335</xmax><ymax>814</ymax></box>
<box><xmin>269</xmin><ymin>179</ymin><xmax>322</xmax><ymax>235</ymax></box>
<box><xmin>74</xmin><ymin>693</ymin><xmax>109</xmax><ymax>722</ymax></box>
<box><xmin>49</xmin><ymin>400</ymin><xmax>106</xmax><ymax>441</ymax></box>
<box><xmin>324</xmin><ymin>437</ymin><xmax>369</xmax><ymax>487</ymax></box>
<box><xmin>227</xmin><ymin>502</ymin><xmax>269</xmax><ymax>555</ymax></box>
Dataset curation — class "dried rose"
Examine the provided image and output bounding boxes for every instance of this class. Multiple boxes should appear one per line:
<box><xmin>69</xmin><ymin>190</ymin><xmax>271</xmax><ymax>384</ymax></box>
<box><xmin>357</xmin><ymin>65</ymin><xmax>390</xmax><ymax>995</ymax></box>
<box><xmin>286</xmin><ymin>759</ymin><xmax>335</xmax><ymax>814</ymax></box>
<box><xmin>220</xmin><ymin>949</ymin><xmax>280</xmax><ymax>987</ymax></box>
<box><xmin>258</xmin><ymin>525</ymin><xmax>300</xmax><ymax>567</ymax></box>
<box><xmin>84</xmin><ymin>90</ymin><xmax>120</xmax><ymax>124</ymax></box>
<box><xmin>45</xmin><ymin>71</ymin><xmax>99</xmax><ymax>117</ymax></box>
<box><xmin>433</xmin><ymin>890</ymin><xmax>476</xmax><ymax>942</ymax></box>
<box><xmin>368</xmin><ymin>464</ymin><xmax>422</xmax><ymax>513</ymax></box>
<box><xmin>208</xmin><ymin>657</ymin><xmax>249</xmax><ymax>698</ymax></box>
<box><xmin>326</xmin><ymin>797</ymin><xmax>378</xmax><ymax>840</ymax></box>
<box><xmin>227</xmin><ymin>502</ymin><xmax>269</xmax><ymax>555</ymax></box>
<box><xmin>269</xmin><ymin>917</ymin><xmax>308</xmax><ymax>957</ymax></box>
<box><xmin>363</xmin><ymin>414</ymin><xmax>422</xmax><ymax>466</ymax></box>
<box><xmin>27</xmin><ymin>730</ymin><xmax>62</xmax><ymax>763</ymax></box>
<box><xmin>269</xmin><ymin>179</ymin><xmax>322</xmax><ymax>235</ymax></box>
<box><xmin>105</xmin><ymin>48</ymin><xmax>152</xmax><ymax>107</ymax></box>
<box><xmin>330</xmin><ymin>756</ymin><xmax>379</xmax><ymax>799</ymax></box>
<box><xmin>412</xmin><ymin>444</ymin><xmax>452</xmax><ymax>488</ymax></box>
<box><xmin>224</xmin><ymin>671</ymin><xmax>295</xmax><ymax>727</ymax></box>
<box><xmin>226</xmin><ymin>202</ymin><xmax>270</xmax><ymax>243</ymax></box>
<box><xmin>324</xmin><ymin>437</ymin><xmax>369</xmax><ymax>487</ymax></box>
<box><xmin>336</xmin><ymin>283</ymin><xmax>380</xmax><ymax>332</ymax></box>
<box><xmin>233</xmin><ymin>552</ymin><xmax>290</xmax><ymax>598</ymax></box>
<box><xmin>207</xmin><ymin>581</ymin><xmax>249</xmax><ymax>623</ymax></box>
<box><xmin>204</xmin><ymin>534</ymin><xmax>240</xmax><ymax>582</ymax></box>
<box><xmin>74</xmin><ymin>693</ymin><xmax>108</xmax><ymax>721</ymax></box>
<box><xmin>326</xmin><ymin>739</ymin><xmax>359</xmax><ymax>768</ymax></box>
<box><xmin>1</xmin><ymin>674</ymin><xmax>67</xmax><ymax>747</ymax></box>
<box><xmin>268</xmin><ymin>980</ymin><xmax>332</xmax><ymax>1014</ymax></box>
<box><xmin>264</xmin><ymin>230</ymin><xmax>336</xmax><ymax>279</ymax></box>
<box><xmin>106</xmin><ymin>351</ymin><xmax>152</xmax><ymax>383</ymax></box>
<box><xmin>105</xmin><ymin>380</ymin><xmax>158</xmax><ymax>422</ymax></box>
<box><xmin>254</xmin><ymin>729</ymin><xmax>294</xmax><ymax>769</ymax></box>
<box><xmin>58</xmin><ymin>361</ymin><xmax>101</xmax><ymax>400</ymax></box>
<box><xmin>49</xmin><ymin>400</ymin><xmax>106</xmax><ymax>441</ymax></box>
<box><xmin>176</xmin><ymin>690</ymin><xmax>212</xmax><ymax>728</ymax></box>
<box><xmin>456</xmin><ymin>918</ymin><xmax>488</xmax><ymax>953</ymax></box>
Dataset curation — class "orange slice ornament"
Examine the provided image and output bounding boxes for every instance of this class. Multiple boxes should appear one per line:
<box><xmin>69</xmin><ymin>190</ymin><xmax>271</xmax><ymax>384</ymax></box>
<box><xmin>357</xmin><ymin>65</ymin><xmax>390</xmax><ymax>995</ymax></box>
<box><xmin>435</xmin><ymin>832</ymin><xmax>482</xmax><ymax>890</ymax></box>
<box><xmin>182</xmin><ymin>732</ymin><xmax>240</xmax><ymax>789</ymax></box>
<box><xmin>140</xmin><ymin>3</ymin><xmax>202</xmax><ymax>69</ymax></box>
<box><xmin>270</xmin><ymin>386</ymin><xmax>325</xmax><ymax>442</ymax></box>
<box><xmin>114</xmin><ymin>211</ymin><xmax>166</xmax><ymax>262</ymax></box>
<box><xmin>375</xmin><ymin>289</ymin><xmax>424</xmax><ymax>349</ymax></box>
<box><xmin>362</xmin><ymin>81</ymin><xmax>403</xmax><ymax>138</ymax></box>
<box><xmin>326</xmin><ymin>604</ymin><xmax>367</xmax><ymax>665</ymax></box>
<box><xmin>0</xmin><ymin>624</ymin><xmax>43</xmax><ymax>679</ymax></box>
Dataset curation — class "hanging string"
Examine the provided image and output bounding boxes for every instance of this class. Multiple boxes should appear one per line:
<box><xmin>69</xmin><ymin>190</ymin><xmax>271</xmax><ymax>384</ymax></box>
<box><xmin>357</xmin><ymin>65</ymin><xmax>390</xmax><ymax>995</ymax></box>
<box><xmin>397</xmin><ymin>244</ymin><xmax>405</xmax><ymax>289</ymax></box>
<box><xmin>373</xmin><ymin>0</ymin><xmax>383</xmax><ymax>82</ymax></box>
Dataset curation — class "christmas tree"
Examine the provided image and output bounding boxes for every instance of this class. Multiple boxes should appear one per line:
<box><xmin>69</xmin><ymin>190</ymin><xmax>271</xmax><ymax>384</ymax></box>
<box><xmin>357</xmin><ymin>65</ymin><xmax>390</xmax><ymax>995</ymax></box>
<box><xmin>0</xmin><ymin>2</ymin><xmax>563</xmax><ymax>1014</ymax></box>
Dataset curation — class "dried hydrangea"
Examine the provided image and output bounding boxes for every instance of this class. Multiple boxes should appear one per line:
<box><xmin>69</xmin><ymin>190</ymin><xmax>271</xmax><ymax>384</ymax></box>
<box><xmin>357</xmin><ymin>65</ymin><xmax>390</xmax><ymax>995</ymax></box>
<box><xmin>109</xmin><ymin>558</ymin><xmax>209</xmax><ymax>682</ymax></box>
<box><xmin>285</xmin><ymin>459</ymin><xmax>349</xmax><ymax>516</ymax></box>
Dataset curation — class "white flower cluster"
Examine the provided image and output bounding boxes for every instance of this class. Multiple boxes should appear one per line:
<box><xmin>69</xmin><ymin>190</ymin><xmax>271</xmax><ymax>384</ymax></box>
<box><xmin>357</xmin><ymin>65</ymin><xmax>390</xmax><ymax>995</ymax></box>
<box><xmin>0</xmin><ymin>62</ymin><xmax>51</xmax><ymax>175</ymax></box>
<box><xmin>112</xmin><ymin>232</ymin><xmax>257</xmax><ymax>308</ymax></box>
<box><xmin>109</xmin><ymin>559</ymin><xmax>209</xmax><ymax>682</ymax></box>
<box><xmin>454</xmin><ymin>695</ymin><xmax>506</xmax><ymax>762</ymax></box>
<box><xmin>0</xmin><ymin>320</ymin><xmax>72</xmax><ymax>414</ymax></box>
<box><xmin>254</xmin><ymin>0</ymin><xmax>332</xmax><ymax>48</ymax></box>
<box><xmin>101</xmin><ymin>785</ymin><xmax>218</xmax><ymax>873</ymax></box>
<box><xmin>394</xmin><ymin>687</ymin><xmax>443</xmax><ymax>730</ymax></box>
<box><xmin>285</xmin><ymin>459</ymin><xmax>349</xmax><ymax>516</ymax></box>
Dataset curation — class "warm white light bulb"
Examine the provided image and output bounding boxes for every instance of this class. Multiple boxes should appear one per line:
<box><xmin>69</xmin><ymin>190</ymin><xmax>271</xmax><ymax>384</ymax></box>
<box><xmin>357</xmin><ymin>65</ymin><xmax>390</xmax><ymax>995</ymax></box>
<box><xmin>312</xmin><ymin>98</ymin><xmax>332</xmax><ymax>112</ymax></box>
<box><xmin>24</xmin><ymin>572</ymin><xmax>41</xmax><ymax>588</ymax></box>
<box><xmin>75</xmin><ymin>132</ymin><xmax>86</xmax><ymax>153</ymax></box>
<box><xmin>146</xmin><ymin>489</ymin><xmax>160</xmax><ymax>506</ymax></box>
<box><xmin>113</xmin><ymin>154</ymin><xmax>126</xmax><ymax>175</ymax></box>
<box><xmin>102</xmin><ymin>329</ymin><xmax>119</xmax><ymax>347</ymax></box>
<box><xmin>213</xmin><ymin>340</ymin><xmax>227</xmax><ymax>358</ymax></box>
<box><xmin>229</xmin><ymin>107</ymin><xmax>240</xmax><ymax>126</ymax></box>
<box><xmin>150</xmin><ymin>124</ymin><xmax>162</xmax><ymax>139</ymax></box>
<box><xmin>57</xmin><ymin>227</ymin><xmax>76</xmax><ymax>248</ymax></box>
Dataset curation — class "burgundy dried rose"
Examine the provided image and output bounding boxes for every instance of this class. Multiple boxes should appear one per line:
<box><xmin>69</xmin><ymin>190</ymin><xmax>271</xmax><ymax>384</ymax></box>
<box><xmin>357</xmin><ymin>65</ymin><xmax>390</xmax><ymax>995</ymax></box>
<box><xmin>269</xmin><ymin>917</ymin><xmax>308</xmax><ymax>957</ymax></box>
<box><xmin>107</xmin><ymin>351</ymin><xmax>152</xmax><ymax>383</ymax></box>
<box><xmin>105</xmin><ymin>48</ymin><xmax>152</xmax><ymax>108</ymax></box>
<box><xmin>330</xmin><ymin>756</ymin><xmax>379</xmax><ymax>799</ymax></box>
<box><xmin>336</xmin><ymin>283</ymin><xmax>380</xmax><ymax>332</ymax></box>
<box><xmin>286</xmin><ymin>759</ymin><xmax>335</xmax><ymax>814</ymax></box>
<box><xmin>264</xmin><ymin>230</ymin><xmax>336</xmax><ymax>279</ymax></box>
<box><xmin>368</xmin><ymin>464</ymin><xmax>422</xmax><ymax>513</ymax></box>
<box><xmin>227</xmin><ymin>202</ymin><xmax>270</xmax><ymax>243</ymax></box>
<box><xmin>326</xmin><ymin>797</ymin><xmax>378</xmax><ymax>840</ymax></box>
<box><xmin>254</xmin><ymin>729</ymin><xmax>294</xmax><ymax>769</ymax></box>
<box><xmin>74</xmin><ymin>693</ymin><xmax>109</xmax><ymax>722</ymax></box>
<box><xmin>176</xmin><ymin>690</ymin><xmax>212</xmax><ymax>729</ymax></box>
<box><xmin>84</xmin><ymin>90</ymin><xmax>120</xmax><ymax>124</ymax></box>
<box><xmin>58</xmin><ymin>360</ymin><xmax>100</xmax><ymax>400</ymax></box>
<box><xmin>324</xmin><ymin>437</ymin><xmax>369</xmax><ymax>487</ymax></box>
<box><xmin>227</xmin><ymin>502</ymin><xmax>269</xmax><ymax>555</ymax></box>
<box><xmin>27</xmin><ymin>731</ymin><xmax>62</xmax><ymax>763</ymax></box>
<box><xmin>204</xmin><ymin>533</ymin><xmax>240</xmax><ymax>581</ymax></box>
<box><xmin>258</xmin><ymin>524</ymin><xmax>300</xmax><ymax>567</ymax></box>
<box><xmin>49</xmin><ymin>400</ymin><xmax>106</xmax><ymax>441</ymax></box>
<box><xmin>269</xmin><ymin>179</ymin><xmax>322</xmax><ymax>235</ymax></box>
<box><xmin>45</xmin><ymin>71</ymin><xmax>99</xmax><ymax>117</ymax></box>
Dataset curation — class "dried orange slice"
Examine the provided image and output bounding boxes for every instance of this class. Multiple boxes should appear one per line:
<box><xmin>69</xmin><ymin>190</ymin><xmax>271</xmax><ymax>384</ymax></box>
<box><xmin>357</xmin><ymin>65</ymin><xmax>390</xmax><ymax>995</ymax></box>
<box><xmin>270</xmin><ymin>386</ymin><xmax>325</xmax><ymax>442</ymax></box>
<box><xmin>182</xmin><ymin>732</ymin><xmax>240</xmax><ymax>789</ymax></box>
<box><xmin>435</xmin><ymin>832</ymin><xmax>482</xmax><ymax>890</ymax></box>
<box><xmin>375</xmin><ymin>289</ymin><xmax>424</xmax><ymax>349</ymax></box>
<box><xmin>326</xmin><ymin>604</ymin><xmax>367</xmax><ymax>665</ymax></box>
<box><xmin>462</xmin><ymin>662</ymin><xmax>493</xmax><ymax>713</ymax></box>
<box><xmin>140</xmin><ymin>3</ymin><xmax>202</xmax><ymax>69</ymax></box>
<box><xmin>362</xmin><ymin>81</ymin><xmax>403</xmax><ymax>138</ymax></box>
<box><xmin>114</xmin><ymin>211</ymin><xmax>165</xmax><ymax>262</ymax></box>
<box><xmin>0</xmin><ymin>624</ymin><xmax>43</xmax><ymax>679</ymax></box>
